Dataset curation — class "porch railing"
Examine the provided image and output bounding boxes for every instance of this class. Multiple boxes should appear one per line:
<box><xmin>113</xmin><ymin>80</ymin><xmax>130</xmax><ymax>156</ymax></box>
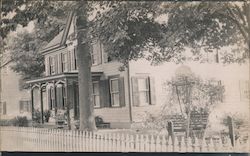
<box><xmin>0</xmin><ymin>126</ymin><xmax>249</xmax><ymax>152</ymax></box>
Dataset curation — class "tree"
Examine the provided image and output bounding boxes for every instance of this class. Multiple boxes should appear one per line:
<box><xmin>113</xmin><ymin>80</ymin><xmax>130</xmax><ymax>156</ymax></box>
<box><xmin>157</xmin><ymin>1</ymin><xmax>250</xmax><ymax>64</ymax></box>
<box><xmin>5</xmin><ymin>31</ymin><xmax>44</xmax><ymax>80</ymax></box>
<box><xmin>1</xmin><ymin>1</ymin><xmax>248</xmax><ymax>131</ymax></box>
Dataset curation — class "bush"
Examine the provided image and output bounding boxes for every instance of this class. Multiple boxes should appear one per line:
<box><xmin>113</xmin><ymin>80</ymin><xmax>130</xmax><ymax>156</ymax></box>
<box><xmin>0</xmin><ymin>119</ymin><xmax>12</xmax><ymax>126</ymax></box>
<box><xmin>33</xmin><ymin>109</ymin><xmax>41</xmax><ymax>123</ymax></box>
<box><xmin>12</xmin><ymin>116</ymin><xmax>29</xmax><ymax>127</ymax></box>
<box><xmin>44</xmin><ymin>110</ymin><xmax>51</xmax><ymax>122</ymax></box>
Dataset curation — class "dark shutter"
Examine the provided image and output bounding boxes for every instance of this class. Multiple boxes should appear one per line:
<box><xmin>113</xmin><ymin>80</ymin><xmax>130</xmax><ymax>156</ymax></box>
<box><xmin>68</xmin><ymin>51</ymin><xmax>71</xmax><ymax>71</ymax></box>
<box><xmin>46</xmin><ymin>57</ymin><xmax>50</xmax><ymax>75</ymax></box>
<box><xmin>57</xmin><ymin>86</ymin><xmax>63</xmax><ymax>109</ymax></box>
<box><xmin>149</xmin><ymin>76</ymin><xmax>156</xmax><ymax>105</ymax></box>
<box><xmin>131</xmin><ymin>77</ymin><xmax>140</xmax><ymax>106</ymax></box>
<box><xmin>54</xmin><ymin>55</ymin><xmax>58</xmax><ymax>74</ymax></box>
<box><xmin>119</xmin><ymin>77</ymin><xmax>126</xmax><ymax>107</ymax></box>
<box><xmin>99</xmin><ymin>79</ymin><xmax>110</xmax><ymax>107</ymax></box>
<box><xmin>58</xmin><ymin>53</ymin><xmax>62</xmax><ymax>73</ymax></box>
<box><xmin>48</xmin><ymin>88</ymin><xmax>52</xmax><ymax>110</ymax></box>
<box><xmin>3</xmin><ymin>102</ymin><xmax>6</xmax><ymax>115</ymax></box>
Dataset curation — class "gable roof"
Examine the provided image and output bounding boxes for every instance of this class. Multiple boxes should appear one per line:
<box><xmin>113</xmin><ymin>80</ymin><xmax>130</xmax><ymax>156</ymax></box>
<box><xmin>40</xmin><ymin>11</ymin><xmax>74</xmax><ymax>54</ymax></box>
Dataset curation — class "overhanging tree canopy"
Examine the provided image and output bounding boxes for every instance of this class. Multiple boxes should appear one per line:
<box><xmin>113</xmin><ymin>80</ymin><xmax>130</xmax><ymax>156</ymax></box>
<box><xmin>1</xmin><ymin>1</ymin><xmax>249</xmax><ymax>130</ymax></box>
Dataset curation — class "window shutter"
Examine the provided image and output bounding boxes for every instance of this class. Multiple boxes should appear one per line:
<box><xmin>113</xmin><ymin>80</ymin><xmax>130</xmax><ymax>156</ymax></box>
<box><xmin>58</xmin><ymin>53</ymin><xmax>62</xmax><ymax>73</ymax></box>
<box><xmin>45</xmin><ymin>57</ymin><xmax>50</xmax><ymax>76</ymax></box>
<box><xmin>3</xmin><ymin>102</ymin><xmax>6</xmax><ymax>115</ymax></box>
<box><xmin>48</xmin><ymin>88</ymin><xmax>52</xmax><ymax>110</ymax></box>
<box><xmin>99</xmin><ymin>79</ymin><xmax>110</xmax><ymax>107</ymax></box>
<box><xmin>119</xmin><ymin>77</ymin><xmax>126</xmax><ymax>107</ymax></box>
<box><xmin>98</xmin><ymin>42</ymin><xmax>102</xmax><ymax>65</ymax></box>
<box><xmin>54</xmin><ymin>55</ymin><xmax>58</xmax><ymax>74</ymax></box>
<box><xmin>131</xmin><ymin>77</ymin><xmax>140</xmax><ymax>106</ymax></box>
<box><xmin>149</xmin><ymin>76</ymin><xmax>156</xmax><ymax>105</ymax></box>
<box><xmin>57</xmin><ymin>86</ymin><xmax>63</xmax><ymax>109</ymax></box>
<box><xmin>68</xmin><ymin>51</ymin><xmax>71</xmax><ymax>71</ymax></box>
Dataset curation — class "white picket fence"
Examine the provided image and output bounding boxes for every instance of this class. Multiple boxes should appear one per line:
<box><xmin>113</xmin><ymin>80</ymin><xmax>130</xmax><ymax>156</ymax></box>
<box><xmin>0</xmin><ymin>126</ymin><xmax>249</xmax><ymax>152</ymax></box>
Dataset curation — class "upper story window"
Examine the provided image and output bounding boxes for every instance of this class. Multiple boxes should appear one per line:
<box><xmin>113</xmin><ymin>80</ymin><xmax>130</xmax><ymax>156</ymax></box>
<box><xmin>110</xmin><ymin>78</ymin><xmax>120</xmax><ymax>107</ymax></box>
<box><xmin>49</xmin><ymin>57</ymin><xmax>55</xmax><ymax>75</ymax></box>
<box><xmin>61</xmin><ymin>53</ymin><xmax>68</xmax><ymax>72</ymax></box>
<box><xmin>91</xmin><ymin>45</ymin><xmax>100</xmax><ymax>65</ymax></box>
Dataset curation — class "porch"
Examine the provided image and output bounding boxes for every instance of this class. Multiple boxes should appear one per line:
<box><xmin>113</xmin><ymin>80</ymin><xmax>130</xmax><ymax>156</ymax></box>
<box><xmin>26</xmin><ymin>72</ymin><xmax>103</xmax><ymax>128</ymax></box>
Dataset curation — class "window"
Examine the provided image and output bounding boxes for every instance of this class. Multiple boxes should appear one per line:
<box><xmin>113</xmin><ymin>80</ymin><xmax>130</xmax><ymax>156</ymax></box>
<box><xmin>49</xmin><ymin>57</ymin><xmax>55</xmax><ymax>75</ymax></box>
<box><xmin>138</xmin><ymin>78</ymin><xmax>150</xmax><ymax>105</ymax></box>
<box><xmin>110</xmin><ymin>78</ymin><xmax>120</xmax><ymax>107</ymax></box>
<box><xmin>91</xmin><ymin>42</ymin><xmax>102</xmax><ymax>65</ymax></box>
<box><xmin>19</xmin><ymin>100</ymin><xmax>30</xmax><ymax>113</ymax></box>
<box><xmin>132</xmin><ymin>76</ymin><xmax>156</xmax><ymax>106</ymax></box>
<box><xmin>92</xmin><ymin>82</ymin><xmax>100</xmax><ymax>108</ymax></box>
<box><xmin>61</xmin><ymin>53</ymin><xmax>68</xmax><ymax>72</ymax></box>
<box><xmin>91</xmin><ymin>49</ymin><xmax>98</xmax><ymax>65</ymax></box>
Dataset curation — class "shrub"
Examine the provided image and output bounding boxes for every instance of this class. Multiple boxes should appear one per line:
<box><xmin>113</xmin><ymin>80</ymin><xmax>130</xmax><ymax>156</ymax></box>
<box><xmin>44</xmin><ymin>110</ymin><xmax>51</xmax><ymax>122</ymax></box>
<box><xmin>0</xmin><ymin>119</ymin><xmax>12</xmax><ymax>126</ymax></box>
<box><xmin>33</xmin><ymin>109</ymin><xmax>41</xmax><ymax>123</ymax></box>
<box><xmin>12</xmin><ymin>116</ymin><xmax>29</xmax><ymax>127</ymax></box>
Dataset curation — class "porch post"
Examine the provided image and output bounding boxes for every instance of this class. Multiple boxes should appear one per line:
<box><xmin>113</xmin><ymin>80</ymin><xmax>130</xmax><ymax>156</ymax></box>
<box><xmin>39</xmin><ymin>84</ymin><xmax>44</xmax><ymax>124</ymax></box>
<box><xmin>30</xmin><ymin>85</ymin><xmax>34</xmax><ymax>120</ymax></box>
<box><xmin>65</xmin><ymin>79</ymin><xmax>71</xmax><ymax>130</ymax></box>
<box><xmin>53</xmin><ymin>81</ymin><xmax>57</xmax><ymax>115</ymax></box>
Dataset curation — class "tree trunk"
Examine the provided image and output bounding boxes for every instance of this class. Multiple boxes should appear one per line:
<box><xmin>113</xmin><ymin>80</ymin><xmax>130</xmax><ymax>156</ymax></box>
<box><xmin>75</xmin><ymin>10</ymin><xmax>95</xmax><ymax>131</ymax></box>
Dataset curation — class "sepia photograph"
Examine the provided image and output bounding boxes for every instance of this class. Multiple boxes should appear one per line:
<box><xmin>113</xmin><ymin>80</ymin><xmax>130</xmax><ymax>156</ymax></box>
<box><xmin>0</xmin><ymin>0</ymin><xmax>249</xmax><ymax>153</ymax></box>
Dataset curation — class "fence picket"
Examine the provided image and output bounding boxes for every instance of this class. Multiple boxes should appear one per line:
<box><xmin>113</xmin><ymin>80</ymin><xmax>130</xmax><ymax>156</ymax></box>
<box><xmin>108</xmin><ymin>133</ymin><xmax>112</xmax><ymax>152</ymax></box>
<box><xmin>150</xmin><ymin>135</ymin><xmax>155</xmax><ymax>152</ymax></box>
<box><xmin>155</xmin><ymin>135</ymin><xmax>161</xmax><ymax>152</ymax></box>
<box><xmin>130</xmin><ymin>134</ymin><xmax>134</xmax><ymax>152</ymax></box>
<box><xmin>135</xmin><ymin>134</ymin><xmax>140</xmax><ymax>152</ymax></box>
<box><xmin>168</xmin><ymin>136</ymin><xmax>173</xmax><ymax>152</ymax></box>
<box><xmin>161</xmin><ymin>135</ymin><xmax>167</xmax><ymax>152</ymax></box>
<box><xmin>193</xmin><ymin>137</ymin><xmax>199</xmax><ymax>152</ymax></box>
<box><xmin>187</xmin><ymin>137</ymin><xmax>192</xmax><ymax>152</ymax></box>
<box><xmin>180</xmin><ymin>136</ymin><xmax>185</xmax><ymax>152</ymax></box>
<box><xmin>201</xmin><ymin>138</ymin><xmax>207</xmax><ymax>152</ymax></box>
<box><xmin>111</xmin><ymin>133</ymin><xmax>115</xmax><ymax>152</ymax></box>
<box><xmin>174</xmin><ymin>136</ymin><xmax>179</xmax><ymax>152</ymax></box>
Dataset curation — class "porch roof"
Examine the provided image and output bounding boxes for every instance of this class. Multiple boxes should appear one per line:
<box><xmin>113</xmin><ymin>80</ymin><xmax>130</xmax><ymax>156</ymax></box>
<box><xmin>26</xmin><ymin>71</ymin><xmax>103</xmax><ymax>85</ymax></box>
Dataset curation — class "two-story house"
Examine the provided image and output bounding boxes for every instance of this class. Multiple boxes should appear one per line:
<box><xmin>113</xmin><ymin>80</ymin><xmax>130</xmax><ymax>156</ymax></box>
<box><xmin>26</xmin><ymin>12</ymin><xmax>249</xmax><ymax>129</ymax></box>
<box><xmin>0</xmin><ymin>55</ymin><xmax>31</xmax><ymax>120</ymax></box>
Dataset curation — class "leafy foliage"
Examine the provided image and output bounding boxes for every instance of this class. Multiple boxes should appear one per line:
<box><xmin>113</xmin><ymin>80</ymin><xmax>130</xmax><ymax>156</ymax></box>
<box><xmin>6</xmin><ymin>31</ymin><xmax>44</xmax><ymax>79</ymax></box>
<box><xmin>44</xmin><ymin>110</ymin><xmax>51</xmax><ymax>122</ymax></box>
<box><xmin>33</xmin><ymin>109</ymin><xmax>41</xmax><ymax>124</ymax></box>
<box><xmin>12</xmin><ymin>116</ymin><xmax>29</xmax><ymax>127</ymax></box>
<box><xmin>161</xmin><ymin>68</ymin><xmax>225</xmax><ymax>117</ymax></box>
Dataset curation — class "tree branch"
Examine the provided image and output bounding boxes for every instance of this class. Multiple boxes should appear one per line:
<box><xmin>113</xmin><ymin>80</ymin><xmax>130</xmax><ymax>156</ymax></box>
<box><xmin>233</xmin><ymin>4</ymin><xmax>247</xmax><ymax>27</ymax></box>
<box><xmin>225</xmin><ymin>6</ymin><xmax>249</xmax><ymax>43</ymax></box>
